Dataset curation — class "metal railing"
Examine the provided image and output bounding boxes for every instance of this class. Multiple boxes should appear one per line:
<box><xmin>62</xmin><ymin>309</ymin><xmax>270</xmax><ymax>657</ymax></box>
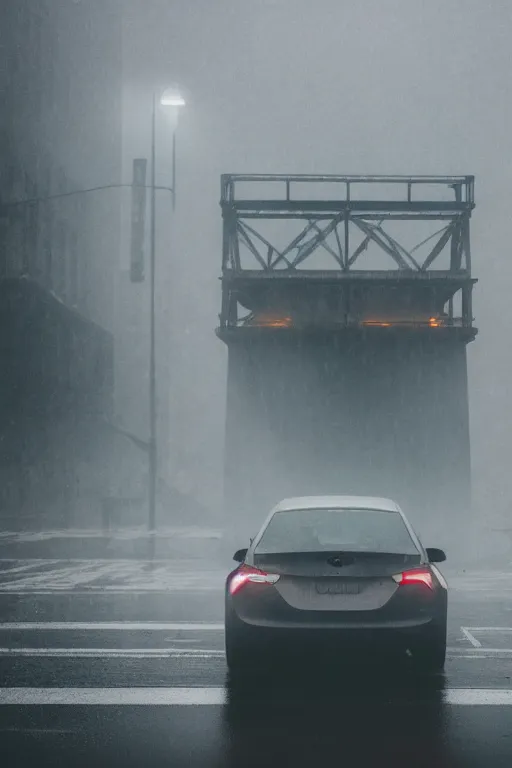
<box><xmin>221</xmin><ymin>174</ymin><xmax>475</xmax><ymax>206</ymax></box>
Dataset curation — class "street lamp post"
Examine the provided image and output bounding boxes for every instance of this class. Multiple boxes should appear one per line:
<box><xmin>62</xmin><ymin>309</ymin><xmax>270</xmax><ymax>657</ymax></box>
<box><xmin>148</xmin><ymin>86</ymin><xmax>185</xmax><ymax>561</ymax></box>
<box><xmin>0</xmin><ymin>86</ymin><xmax>185</xmax><ymax>558</ymax></box>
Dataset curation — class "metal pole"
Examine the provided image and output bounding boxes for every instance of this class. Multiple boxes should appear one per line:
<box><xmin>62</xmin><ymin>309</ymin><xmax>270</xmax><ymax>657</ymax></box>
<box><xmin>148</xmin><ymin>91</ymin><xmax>157</xmax><ymax>560</ymax></box>
<box><xmin>172</xmin><ymin>130</ymin><xmax>176</xmax><ymax>212</ymax></box>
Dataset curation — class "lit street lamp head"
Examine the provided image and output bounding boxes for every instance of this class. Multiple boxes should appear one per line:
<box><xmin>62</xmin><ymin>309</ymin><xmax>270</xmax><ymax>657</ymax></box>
<box><xmin>160</xmin><ymin>87</ymin><xmax>186</xmax><ymax>107</ymax></box>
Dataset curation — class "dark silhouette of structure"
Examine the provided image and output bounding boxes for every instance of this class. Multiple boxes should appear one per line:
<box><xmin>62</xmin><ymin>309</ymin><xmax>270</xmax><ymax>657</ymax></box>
<box><xmin>218</xmin><ymin>174</ymin><xmax>476</xmax><ymax>550</ymax></box>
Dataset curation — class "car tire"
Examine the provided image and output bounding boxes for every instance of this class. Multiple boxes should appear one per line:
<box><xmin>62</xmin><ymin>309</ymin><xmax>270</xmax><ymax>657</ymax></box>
<box><xmin>411</xmin><ymin>621</ymin><xmax>447</xmax><ymax>672</ymax></box>
<box><xmin>225</xmin><ymin>628</ymin><xmax>253</xmax><ymax>678</ymax></box>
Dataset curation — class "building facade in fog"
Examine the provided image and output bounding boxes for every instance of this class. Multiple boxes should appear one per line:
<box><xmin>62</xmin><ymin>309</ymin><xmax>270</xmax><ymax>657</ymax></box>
<box><xmin>0</xmin><ymin>0</ymin><xmax>180</xmax><ymax>528</ymax></box>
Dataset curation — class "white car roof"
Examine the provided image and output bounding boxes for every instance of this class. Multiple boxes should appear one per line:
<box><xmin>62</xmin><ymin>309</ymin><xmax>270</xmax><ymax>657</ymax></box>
<box><xmin>272</xmin><ymin>495</ymin><xmax>400</xmax><ymax>513</ymax></box>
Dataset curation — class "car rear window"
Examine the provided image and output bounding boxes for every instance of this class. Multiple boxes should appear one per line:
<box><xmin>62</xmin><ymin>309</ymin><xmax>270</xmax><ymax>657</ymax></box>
<box><xmin>254</xmin><ymin>507</ymin><xmax>419</xmax><ymax>555</ymax></box>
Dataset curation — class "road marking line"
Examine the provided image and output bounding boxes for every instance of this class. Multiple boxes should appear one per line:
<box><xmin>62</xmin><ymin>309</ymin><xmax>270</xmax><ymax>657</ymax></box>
<box><xmin>0</xmin><ymin>647</ymin><xmax>225</xmax><ymax>658</ymax></box>
<box><xmin>0</xmin><ymin>589</ymin><xmax>222</xmax><ymax>595</ymax></box>
<box><xmin>445</xmin><ymin>689</ymin><xmax>512</xmax><ymax>706</ymax></box>
<box><xmin>464</xmin><ymin>627</ymin><xmax>512</xmax><ymax>632</ymax></box>
<box><xmin>447</xmin><ymin>648</ymin><xmax>512</xmax><ymax>654</ymax></box>
<box><xmin>0</xmin><ymin>727</ymin><xmax>76</xmax><ymax>734</ymax></box>
<box><xmin>0</xmin><ymin>558</ymin><xmax>221</xmax><ymax>563</ymax></box>
<box><xmin>1</xmin><ymin>687</ymin><xmax>512</xmax><ymax>706</ymax></box>
<box><xmin>0</xmin><ymin>687</ymin><xmax>227</xmax><ymax>705</ymax></box>
<box><xmin>452</xmin><ymin>655</ymin><xmax>512</xmax><ymax>659</ymax></box>
<box><xmin>460</xmin><ymin>627</ymin><xmax>481</xmax><ymax>647</ymax></box>
<box><xmin>0</xmin><ymin>622</ymin><xmax>224</xmax><ymax>631</ymax></box>
<box><xmin>0</xmin><ymin>646</ymin><xmax>507</xmax><ymax>660</ymax></box>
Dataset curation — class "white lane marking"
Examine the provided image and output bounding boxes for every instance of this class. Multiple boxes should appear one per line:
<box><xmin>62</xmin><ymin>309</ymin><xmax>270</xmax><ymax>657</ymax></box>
<box><xmin>0</xmin><ymin>624</ymin><xmax>506</xmax><ymax>644</ymax></box>
<box><xmin>0</xmin><ymin>727</ymin><xmax>76</xmax><ymax>734</ymax></box>
<box><xmin>453</xmin><ymin>655</ymin><xmax>512</xmax><ymax>659</ymax></box>
<box><xmin>448</xmin><ymin>648</ymin><xmax>512</xmax><ymax>655</ymax></box>
<box><xmin>0</xmin><ymin>687</ymin><xmax>227</xmax><ymax>705</ymax></box>
<box><xmin>2</xmin><ymin>687</ymin><xmax>512</xmax><ymax>706</ymax></box>
<box><xmin>0</xmin><ymin>648</ymin><xmax>225</xmax><ymax>658</ymax></box>
<box><xmin>0</xmin><ymin>590</ymin><xmax>222</xmax><ymax>595</ymax></box>
<box><xmin>0</xmin><ymin>646</ymin><xmax>508</xmax><ymax>660</ymax></box>
<box><xmin>445</xmin><ymin>689</ymin><xmax>512</xmax><ymax>706</ymax></box>
<box><xmin>461</xmin><ymin>627</ymin><xmax>482</xmax><ymax>648</ymax></box>
<box><xmin>464</xmin><ymin>627</ymin><xmax>512</xmax><ymax>632</ymax></box>
<box><xmin>0</xmin><ymin>622</ymin><xmax>224</xmax><ymax>631</ymax></box>
<box><xmin>0</xmin><ymin>558</ymin><xmax>216</xmax><ymax>563</ymax></box>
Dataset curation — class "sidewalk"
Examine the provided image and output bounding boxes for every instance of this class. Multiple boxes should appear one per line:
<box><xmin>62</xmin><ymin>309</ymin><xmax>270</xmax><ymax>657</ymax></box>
<box><xmin>0</xmin><ymin>526</ymin><xmax>229</xmax><ymax>598</ymax></box>
<box><xmin>0</xmin><ymin>526</ymin><xmax>224</xmax><ymax>560</ymax></box>
<box><xmin>0</xmin><ymin>558</ymin><xmax>226</xmax><ymax>593</ymax></box>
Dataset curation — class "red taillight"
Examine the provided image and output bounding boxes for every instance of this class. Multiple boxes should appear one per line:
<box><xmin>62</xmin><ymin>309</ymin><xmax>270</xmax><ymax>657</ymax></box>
<box><xmin>229</xmin><ymin>565</ymin><xmax>280</xmax><ymax>595</ymax></box>
<box><xmin>393</xmin><ymin>568</ymin><xmax>434</xmax><ymax>590</ymax></box>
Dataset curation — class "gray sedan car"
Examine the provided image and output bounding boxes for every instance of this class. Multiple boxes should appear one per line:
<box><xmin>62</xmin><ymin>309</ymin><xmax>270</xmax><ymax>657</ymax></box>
<box><xmin>225</xmin><ymin>495</ymin><xmax>448</xmax><ymax>676</ymax></box>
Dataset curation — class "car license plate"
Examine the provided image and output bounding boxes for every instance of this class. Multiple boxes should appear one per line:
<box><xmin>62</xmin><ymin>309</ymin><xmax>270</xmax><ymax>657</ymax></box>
<box><xmin>315</xmin><ymin>581</ymin><xmax>360</xmax><ymax>595</ymax></box>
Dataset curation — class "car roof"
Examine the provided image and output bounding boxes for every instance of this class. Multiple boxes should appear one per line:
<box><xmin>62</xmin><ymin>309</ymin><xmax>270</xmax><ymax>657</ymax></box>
<box><xmin>272</xmin><ymin>495</ymin><xmax>400</xmax><ymax>513</ymax></box>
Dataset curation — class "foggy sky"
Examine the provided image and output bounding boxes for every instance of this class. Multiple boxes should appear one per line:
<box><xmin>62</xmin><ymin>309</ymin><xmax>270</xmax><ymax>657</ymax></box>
<box><xmin>121</xmin><ymin>0</ymin><xmax>512</xmax><ymax>527</ymax></box>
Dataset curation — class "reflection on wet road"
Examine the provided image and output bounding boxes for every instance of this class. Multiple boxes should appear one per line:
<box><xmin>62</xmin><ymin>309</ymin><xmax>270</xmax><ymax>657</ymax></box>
<box><xmin>2</xmin><ymin>664</ymin><xmax>512</xmax><ymax>768</ymax></box>
<box><xmin>0</xmin><ymin>574</ymin><xmax>511</xmax><ymax>767</ymax></box>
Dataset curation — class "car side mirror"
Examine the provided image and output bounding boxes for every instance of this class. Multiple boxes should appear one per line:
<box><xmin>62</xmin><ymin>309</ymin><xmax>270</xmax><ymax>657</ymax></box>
<box><xmin>233</xmin><ymin>548</ymin><xmax>248</xmax><ymax>563</ymax></box>
<box><xmin>426</xmin><ymin>547</ymin><xmax>446</xmax><ymax>564</ymax></box>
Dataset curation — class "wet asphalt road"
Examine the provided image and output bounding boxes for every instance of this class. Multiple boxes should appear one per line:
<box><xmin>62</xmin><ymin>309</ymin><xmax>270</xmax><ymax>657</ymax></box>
<box><xmin>1</xmin><ymin>574</ymin><xmax>512</xmax><ymax>767</ymax></box>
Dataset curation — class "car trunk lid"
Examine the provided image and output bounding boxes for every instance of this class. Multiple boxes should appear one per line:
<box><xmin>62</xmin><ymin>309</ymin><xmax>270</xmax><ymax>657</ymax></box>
<box><xmin>253</xmin><ymin>551</ymin><xmax>421</xmax><ymax>611</ymax></box>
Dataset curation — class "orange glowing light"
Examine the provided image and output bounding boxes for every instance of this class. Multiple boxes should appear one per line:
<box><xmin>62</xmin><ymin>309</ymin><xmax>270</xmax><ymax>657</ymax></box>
<box><xmin>429</xmin><ymin>317</ymin><xmax>441</xmax><ymax>327</ymax></box>
<box><xmin>253</xmin><ymin>315</ymin><xmax>293</xmax><ymax>328</ymax></box>
<box><xmin>362</xmin><ymin>321</ymin><xmax>392</xmax><ymax>327</ymax></box>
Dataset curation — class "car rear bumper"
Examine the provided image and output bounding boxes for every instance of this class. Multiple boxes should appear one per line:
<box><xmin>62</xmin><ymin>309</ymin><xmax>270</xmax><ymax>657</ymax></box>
<box><xmin>226</xmin><ymin>609</ymin><xmax>444</xmax><ymax>656</ymax></box>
